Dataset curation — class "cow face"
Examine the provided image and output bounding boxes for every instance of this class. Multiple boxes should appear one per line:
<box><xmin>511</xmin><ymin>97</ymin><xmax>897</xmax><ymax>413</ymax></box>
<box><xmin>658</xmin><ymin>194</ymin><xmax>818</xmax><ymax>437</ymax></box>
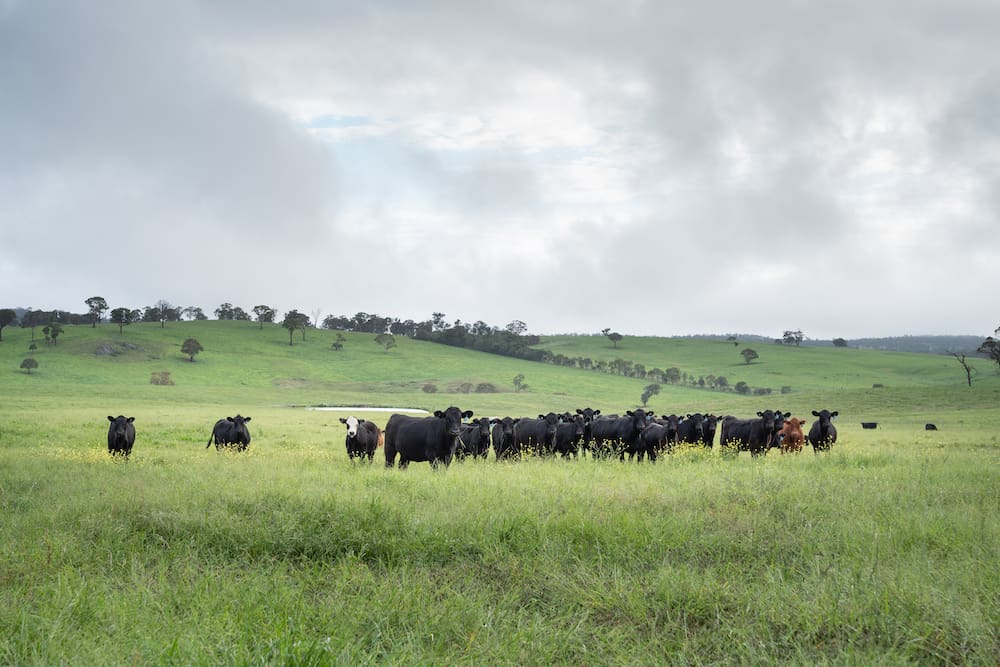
<box><xmin>576</xmin><ymin>407</ymin><xmax>600</xmax><ymax>425</ymax></box>
<box><xmin>472</xmin><ymin>417</ymin><xmax>492</xmax><ymax>439</ymax></box>
<box><xmin>756</xmin><ymin>409</ymin><xmax>777</xmax><ymax>432</ymax></box>
<box><xmin>625</xmin><ymin>409</ymin><xmax>648</xmax><ymax>433</ymax></box>
<box><xmin>540</xmin><ymin>412</ymin><xmax>561</xmax><ymax>443</ymax></box>
<box><xmin>340</xmin><ymin>416</ymin><xmax>362</xmax><ymax>438</ymax></box>
<box><xmin>684</xmin><ymin>413</ymin><xmax>706</xmax><ymax>439</ymax></box>
<box><xmin>107</xmin><ymin>415</ymin><xmax>134</xmax><ymax>438</ymax></box>
<box><xmin>435</xmin><ymin>407</ymin><xmax>473</xmax><ymax>437</ymax></box>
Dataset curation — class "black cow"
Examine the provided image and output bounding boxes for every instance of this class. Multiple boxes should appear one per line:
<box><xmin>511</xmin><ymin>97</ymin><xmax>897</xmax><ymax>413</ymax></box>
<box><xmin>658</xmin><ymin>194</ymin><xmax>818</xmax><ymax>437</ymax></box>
<box><xmin>384</xmin><ymin>407</ymin><xmax>474</xmax><ymax>468</ymax></box>
<box><xmin>676</xmin><ymin>413</ymin><xmax>708</xmax><ymax>447</ymax></box>
<box><xmin>925</xmin><ymin>423</ymin><xmax>938</xmax><ymax>431</ymax></box>
<box><xmin>553</xmin><ymin>412</ymin><xmax>587</xmax><ymax>459</ymax></box>
<box><xmin>767</xmin><ymin>410</ymin><xmax>790</xmax><ymax>452</ymax></box>
<box><xmin>514</xmin><ymin>412</ymin><xmax>562</xmax><ymax>456</ymax></box>
<box><xmin>459</xmin><ymin>417</ymin><xmax>494</xmax><ymax>459</ymax></box>
<box><xmin>591</xmin><ymin>409</ymin><xmax>648</xmax><ymax>459</ymax></box>
<box><xmin>702</xmin><ymin>414</ymin><xmax>723</xmax><ymax>449</ymax></box>
<box><xmin>808</xmin><ymin>409</ymin><xmax>839</xmax><ymax>451</ymax></box>
<box><xmin>107</xmin><ymin>415</ymin><xmax>136</xmax><ymax>457</ymax></box>
<box><xmin>574</xmin><ymin>407</ymin><xmax>601</xmax><ymax>457</ymax></box>
<box><xmin>339</xmin><ymin>416</ymin><xmax>381</xmax><ymax>461</ymax></box>
<box><xmin>207</xmin><ymin>415</ymin><xmax>252</xmax><ymax>451</ymax></box>
<box><xmin>637</xmin><ymin>414</ymin><xmax>681</xmax><ymax>460</ymax></box>
<box><xmin>861</xmin><ymin>421</ymin><xmax>878</xmax><ymax>429</ymax></box>
<box><xmin>491</xmin><ymin>417</ymin><xmax>519</xmax><ymax>460</ymax></box>
<box><xmin>720</xmin><ymin>411</ymin><xmax>783</xmax><ymax>457</ymax></box>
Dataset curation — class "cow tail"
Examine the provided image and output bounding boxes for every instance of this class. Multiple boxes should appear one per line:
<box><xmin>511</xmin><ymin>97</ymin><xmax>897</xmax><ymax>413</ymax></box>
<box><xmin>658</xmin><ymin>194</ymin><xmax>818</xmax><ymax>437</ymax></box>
<box><xmin>206</xmin><ymin>432</ymin><xmax>213</xmax><ymax>448</ymax></box>
<box><xmin>377</xmin><ymin>428</ymin><xmax>384</xmax><ymax>449</ymax></box>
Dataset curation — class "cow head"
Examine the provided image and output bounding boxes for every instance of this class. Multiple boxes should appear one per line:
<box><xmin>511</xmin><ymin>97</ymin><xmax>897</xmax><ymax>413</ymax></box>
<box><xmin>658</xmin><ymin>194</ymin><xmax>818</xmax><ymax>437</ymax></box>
<box><xmin>811</xmin><ymin>409</ymin><xmax>838</xmax><ymax>436</ymax></box>
<box><xmin>625</xmin><ymin>409</ymin><xmax>647</xmax><ymax>435</ymax></box>
<box><xmin>435</xmin><ymin>407</ymin><xmax>474</xmax><ymax>437</ymax></box>
<box><xmin>684</xmin><ymin>413</ymin><xmax>706</xmax><ymax>441</ymax></box>
<box><xmin>340</xmin><ymin>416</ymin><xmax>363</xmax><ymax>438</ymax></box>
<box><xmin>472</xmin><ymin>417</ymin><xmax>492</xmax><ymax>439</ymax></box>
<box><xmin>576</xmin><ymin>407</ymin><xmax>601</xmax><ymax>425</ymax></box>
<box><xmin>755</xmin><ymin>409</ymin><xmax>777</xmax><ymax>433</ymax></box>
<box><xmin>107</xmin><ymin>415</ymin><xmax>134</xmax><ymax>437</ymax></box>
<box><xmin>539</xmin><ymin>412</ymin><xmax>561</xmax><ymax>445</ymax></box>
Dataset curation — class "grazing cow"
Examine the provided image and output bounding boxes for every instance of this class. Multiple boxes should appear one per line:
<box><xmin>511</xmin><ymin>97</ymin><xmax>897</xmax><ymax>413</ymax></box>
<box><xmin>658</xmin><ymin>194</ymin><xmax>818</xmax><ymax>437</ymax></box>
<box><xmin>925</xmin><ymin>423</ymin><xmax>938</xmax><ymax>431</ymax></box>
<box><xmin>384</xmin><ymin>407</ymin><xmax>474</xmax><ymax>468</ymax></box>
<box><xmin>513</xmin><ymin>412</ymin><xmax>562</xmax><ymax>457</ymax></box>
<box><xmin>809</xmin><ymin>410</ymin><xmax>840</xmax><ymax>451</ymax></box>
<box><xmin>107</xmin><ymin>415</ymin><xmax>136</xmax><ymax>457</ymax></box>
<box><xmin>590</xmin><ymin>409</ymin><xmax>648</xmax><ymax>459</ymax></box>
<box><xmin>339</xmin><ymin>416</ymin><xmax>381</xmax><ymax>462</ymax></box>
<box><xmin>860</xmin><ymin>422</ymin><xmax>877</xmax><ymax>429</ymax></box>
<box><xmin>553</xmin><ymin>413</ymin><xmax>587</xmax><ymax>459</ymax></box>
<box><xmin>702</xmin><ymin>414</ymin><xmax>723</xmax><ymax>449</ymax></box>
<box><xmin>575</xmin><ymin>407</ymin><xmax>601</xmax><ymax>456</ymax></box>
<box><xmin>777</xmin><ymin>417</ymin><xmax>808</xmax><ymax>454</ymax></box>
<box><xmin>491</xmin><ymin>417</ymin><xmax>519</xmax><ymax>460</ymax></box>
<box><xmin>720</xmin><ymin>410</ymin><xmax>783</xmax><ymax>457</ymax></box>
<box><xmin>638</xmin><ymin>414</ymin><xmax>681</xmax><ymax>459</ymax></box>
<box><xmin>459</xmin><ymin>417</ymin><xmax>495</xmax><ymax>459</ymax></box>
<box><xmin>207</xmin><ymin>415</ymin><xmax>252</xmax><ymax>451</ymax></box>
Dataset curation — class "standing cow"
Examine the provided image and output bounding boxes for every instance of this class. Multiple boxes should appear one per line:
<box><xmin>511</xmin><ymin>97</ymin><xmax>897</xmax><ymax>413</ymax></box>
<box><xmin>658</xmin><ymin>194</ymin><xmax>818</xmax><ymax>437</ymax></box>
<box><xmin>808</xmin><ymin>409</ymin><xmax>839</xmax><ymax>452</ymax></box>
<box><xmin>107</xmin><ymin>415</ymin><xmax>136</xmax><ymax>457</ymax></box>
<box><xmin>513</xmin><ymin>412</ymin><xmax>562</xmax><ymax>457</ymax></box>
<box><xmin>777</xmin><ymin>417</ymin><xmax>808</xmax><ymax>453</ymax></box>
<box><xmin>720</xmin><ymin>410</ymin><xmax>786</xmax><ymax>457</ymax></box>
<box><xmin>553</xmin><ymin>412</ymin><xmax>587</xmax><ymax>459</ymax></box>
<box><xmin>207</xmin><ymin>415</ymin><xmax>252</xmax><ymax>451</ymax></box>
<box><xmin>459</xmin><ymin>417</ymin><xmax>495</xmax><ymax>459</ymax></box>
<box><xmin>491</xmin><ymin>416</ymin><xmax>519</xmax><ymax>460</ymax></box>
<box><xmin>590</xmin><ymin>409</ymin><xmax>649</xmax><ymax>459</ymax></box>
<box><xmin>384</xmin><ymin>406</ymin><xmax>474</xmax><ymax>468</ymax></box>
<box><xmin>340</xmin><ymin>416</ymin><xmax>381</xmax><ymax>462</ymax></box>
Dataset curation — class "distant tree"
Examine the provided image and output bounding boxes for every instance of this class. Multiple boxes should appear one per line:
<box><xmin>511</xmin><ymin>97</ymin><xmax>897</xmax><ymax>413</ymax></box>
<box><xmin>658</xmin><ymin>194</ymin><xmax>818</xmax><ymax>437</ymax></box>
<box><xmin>950</xmin><ymin>351</ymin><xmax>975</xmax><ymax>387</ymax></box>
<box><xmin>504</xmin><ymin>320</ymin><xmax>528</xmax><ymax>336</ymax></box>
<box><xmin>422</xmin><ymin>383</ymin><xmax>438</xmax><ymax>394</ymax></box>
<box><xmin>215</xmin><ymin>303</ymin><xmax>236</xmax><ymax>320</ymax></box>
<box><xmin>640</xmin><ymin>383</ymin><xmax>661</xmax><ymax>407</ymax></box>
<box><xmin>253</xmin><ymin>305</ymin><xmax>276</xmax><ymax>329</ymax></box>
<box><xmin>20</xmin><ymin>357</ymin><xmax>38</xmax><ymax>374</ymax></box>
<box><xmin>782</xmin><ymin>330</ymin><xmax>804</xmax><ymax>346</ymax></box>
<box><xmin>977</xmin><ymin>328</ymin><xmax>1000</xmax><ymax>372</ymax></box>
<box><xmin>146</xmin><ymin>300</ymin><xmax>178</xmax><ymax>327</ymax></box>
<box><xmin>513</xmin><ymin>373</ymin><xmax>526</xmax><ymax>393</ymax></box>
<box><xmin>663</xmin><ymin>367</ymin><xmax>681</xmax><ymax>384</ymax></box>
<box><xmin>0</xmin><ymin>308</ymin><xmax>16</xmax><ymax>341</ymax></box>
<box><xmin>431</xmin><ymin>312</ymin><xmax>448</xmax><ymax>332</ymax></box>
<box><xmin>716</xmin><ymin>376</ymin><xmax>730</xmax><ymax>391</ymax></box>
<box><xmin>374</xmin><ymin>333</ymin><xmax>396</xmax><ymax>353</ymax></box>
<box><xmin>109</xmin><ymin>307</ymin><xmax>132</xmax><ymax>333</ymax></box>
<box><xmin>331</xmin><ymin>332</ymin><xmax>346</xmax><ymax>351</ymax></box>
<box><xmin>43</xmin><ymin>322</ymin><xmax>64</xmax><ymax>345</ymax></box>
<box><xmin>232</xmin><ymin>307</ymin><xmax>250</xmax><ymax>321</ymax></box>
<box><xmin>182</xmin><ymin>306</ymin><xmax>208</xmax><ymax>321</ymax></box>
<box><xmin>601</xmin><ymin>328</ymin><xmax>623</xmax><ymax>349</ymax></box>
<box><xmin>181</xmin><ymin>338</ymin><xmax>204</xmax><ymax>362</ymax></box>
<box><xmin>85</xmin><ymin>297</ymin><xmax>108</xmax><ymax>328</ymax></box>
<box><xmin>832</xmin><ymin>337</ymin><xmax>848</xmax><ymax>348</ymax></box>
<box><xmin>281</xmin><ymin>310</ymin><xmax>307</xmax><ymax>345</ymax></box>
<box><xmin>741</xmin><ymin>348</ymin><xmax>759</xmax><ymax>364</ymax></box>
<box><xmin>734</xmin><ymin>381</ymin><xmax>750</xmax><ymax>395</ymax></box>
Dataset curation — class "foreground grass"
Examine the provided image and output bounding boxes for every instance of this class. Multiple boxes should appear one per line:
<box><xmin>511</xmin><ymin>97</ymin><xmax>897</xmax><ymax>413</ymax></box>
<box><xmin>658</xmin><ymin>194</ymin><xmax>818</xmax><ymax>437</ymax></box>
<box><xmin>2</xmin><ymin>420</ymin><xmax>998</xmax><ymax>665</ymax></box>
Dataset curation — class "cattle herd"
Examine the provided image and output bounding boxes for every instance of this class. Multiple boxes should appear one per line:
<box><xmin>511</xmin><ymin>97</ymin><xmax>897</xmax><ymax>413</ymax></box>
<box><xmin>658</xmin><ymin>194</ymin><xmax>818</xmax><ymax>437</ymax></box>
<box><xmin>106</xmin><ymin>408</ymin><xmax>841</xmax><ymax>466</ymax></box>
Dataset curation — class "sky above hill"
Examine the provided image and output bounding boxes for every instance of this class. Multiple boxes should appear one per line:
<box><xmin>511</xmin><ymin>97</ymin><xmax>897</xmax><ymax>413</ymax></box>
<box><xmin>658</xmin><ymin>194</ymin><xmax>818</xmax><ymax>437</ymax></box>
<box><xmin>1</xmin><ymin>1</ymin><xmax>998</xmax><ymax>339</ymax></box>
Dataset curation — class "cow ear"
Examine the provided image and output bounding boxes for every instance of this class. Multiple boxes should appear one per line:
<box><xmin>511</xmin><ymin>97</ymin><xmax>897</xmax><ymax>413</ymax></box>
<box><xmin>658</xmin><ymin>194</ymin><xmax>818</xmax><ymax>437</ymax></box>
<box><xmin>108</xmin><ymin>416</ymin><xmax>115</xmax><ymax>422</ymax></box>
<box><xmin>593</xmin><ymin>409</ymin><xmax>601</xmax><ymax>416</ymax></box>
<box><xmin>227</xmin><ymin>417</ymin><xmax>235</xmax><ymax>422</ymax></box>
<box><xmin>831</xmin><ymin>411</ymin><xmax>839</xmax><ymax>418</ymax></box>
<box><xmin>490</xmin><ymin>418</ymin><xmax>499</xmax><ymax>424</ymax></box>
<box><xmin>783</xmin><ymin>412</ymin><xmax>791</xmax><ymax>418</ymax></box>
<box><xmin>463</xmin><ymin>410</ymin><xmax>474</xmax><ymax>418</ymax></box>
<box><xmin>127</xmin><ymin>417</ymin><xmax>135</xmax><ymax>423</ymax></box>
<box><xmin>359</xmin><ymin>419</ymin><xmax>366</xmax><ymax>424</ymax></box>
<box><xmin>576</xmin><ymin>409</ymin><xmax>583</xmax><ymax>415</ymax></box>
<box><xmin>434</xmin><ymin>410</ymin><xmax>445</xmax><ymax>418</ymax></box>
<box><xmin>756</xmin><ymin>411</ymin><xmax>764</xmax><ymax>417</ymax></box>
<box><xmin>339</xmin><ymin>417</ymin><xmax>347</xmax><ymax>424</ymax></box>
<box><xmin>244</xmin><ymin>417</ymin><xmax>251</xmax><ymax>422</ymax></box>
<box><xmin>812</xmin><ymin>410</ymin><xmax>820</xmax><ymax>416</ymax></box>
<box><xmin>538</xmin><ymin>414</ymin><xmax>545</xmax><ymax>419</ymax></box>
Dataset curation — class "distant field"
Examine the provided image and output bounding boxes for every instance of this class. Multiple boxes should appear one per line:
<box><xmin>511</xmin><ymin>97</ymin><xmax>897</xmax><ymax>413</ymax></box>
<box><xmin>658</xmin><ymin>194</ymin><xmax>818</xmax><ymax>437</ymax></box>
<box><xmin>2</xmin><ymin>322</ymin><xmax>998</xmax><ymax>663</ymax></box>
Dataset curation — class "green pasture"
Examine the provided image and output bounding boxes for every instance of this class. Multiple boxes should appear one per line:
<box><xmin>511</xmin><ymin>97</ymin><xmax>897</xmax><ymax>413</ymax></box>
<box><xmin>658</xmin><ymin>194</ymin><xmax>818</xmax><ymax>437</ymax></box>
<box><xmin>1</xmin><ymin>321</ymin><xmax>998</xmax><ymax>664</ymax></box>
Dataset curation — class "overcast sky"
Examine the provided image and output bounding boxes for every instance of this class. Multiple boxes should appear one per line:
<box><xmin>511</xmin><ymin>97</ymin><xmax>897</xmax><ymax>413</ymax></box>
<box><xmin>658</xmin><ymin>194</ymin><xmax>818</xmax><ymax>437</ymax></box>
<box><xmin>2</xmin><ymin>1</ymin><xmax>998</xmax><ymax>339</ymax></box>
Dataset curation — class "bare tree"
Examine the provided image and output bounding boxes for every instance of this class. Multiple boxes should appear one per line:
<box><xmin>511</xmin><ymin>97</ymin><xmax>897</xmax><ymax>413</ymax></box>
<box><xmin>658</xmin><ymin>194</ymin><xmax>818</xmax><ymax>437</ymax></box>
<box><xmin>950</xmin><ymin>351</ymin><xmax>975</xmax><ymax>387</ymax></box>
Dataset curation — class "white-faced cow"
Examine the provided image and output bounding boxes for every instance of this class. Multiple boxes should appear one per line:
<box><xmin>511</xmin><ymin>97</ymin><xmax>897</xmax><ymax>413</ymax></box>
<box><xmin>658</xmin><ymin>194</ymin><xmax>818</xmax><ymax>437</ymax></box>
<box><xmin>491</xmin><ymin>416</ymin><xmax>519</xmax><ymax>460</ymax></box>
<box><xmin>207</xmin><ymin>415</ymin><xmax>252</xmax><ymax>451</ymax></box>
<box><xmin>720</xmin><ymin>410</ymin><xmax>787</xmax><ymax>457</ymax></box>
<box><xmin>340</xmin><ymin>416</ymin><xmax>382</xmax><ymax>462</ymax></box>
<box><xmin>384</xmin><ymin>407</ymin><xmax>474</xmax><ymax>468</ymax></box>
<box><xmin>808</xmin><ymin>409</ymin><xmax>839</xmax><ymax>452</ymax></box>
<box><xmin>107</xmin><ymin>415</ymin><xmax>136</xmax><ymax>457</ymax></box>
<box><xmin>459</xmin><ymin>417</ymin><xmax>495</xmax><ymax>459</ymax></box>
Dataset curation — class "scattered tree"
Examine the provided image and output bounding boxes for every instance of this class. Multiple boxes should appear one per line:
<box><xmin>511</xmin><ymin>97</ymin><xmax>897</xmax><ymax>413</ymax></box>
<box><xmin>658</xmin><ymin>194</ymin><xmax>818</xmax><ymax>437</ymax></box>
<box><xmin>20</xmin><ymin>357</ymin><xmax>38</xmax><ymax>374</ymax></box>
<box><xmin>735</xmin><ymin>381</ymin><xmax>750</xmax><ymax>394</ymax></box>
<box><xmin>215</xmin><ymin>303</ymin><xmax>237</xmax><ymax>320</ymax></box>
<box><xmin>601</xmin><ymin>328</ymin><xmax>623</xmax><ymax>349</ymax></box>
<box><xmin>716</xmin><ymin>376</ymin><xmax>730</xmax><ymax>391</ymax></box>
<box><xmin>181</xmin><ymin>338</ymin><xmax>204</xmax><ymax>362</ymax></box>
<box><xmin>374</xmin><ymin>333</ymin><xmax>396</xmax><ymax>353</ymax></box>
<box><xmin>782</xmin><ymin>330</ymin><xmax>804</xmax><ymax>346</ymax></box>
<box><xmin>145</xmin><ymin>300</ymin><xmax>178</xmax><ymax>327</ymax></box>
<box><xmin>109</xmin><ymin>307</ymin><xmax>132</xmax><ymax>333</ymax></box>
<box><xmin>663</xmin><ymin>367</ymin><xmax>681</xmax><ymax>384</ymax></box>
<box><xmin>422</xmin><ymin>382</ymin><xmax>438</xmax><ymax>393</ymax></box>
<box><xmin>42</xmin><ymin>322</ymin><xmax>64</xmax><ymax>345</ymax></box>
<box><xmin>741</xmin><ymin>348</ymin><xmax>759</xmax><ymax>364</ymax></box>
<box><xmin>832</xmin><ymin>337</ymin><xmax>848</xmax><ymax>347</ymax></box>
<box><xmin>0</xmin><ymin>308</ymin><xmax>16</xmax><ymax>342</ymax></box>
<box><xmin>150</xmin><ymin>371</ymin><xmax>175</xmax><ymax>385</ymax></box>
<box><xmin>281</xmin><ymin>310</ymin><xmax>307</xmax><ymax>345</ymax></box>
<box><xmin>253</xmin><ymin>305</ymin><xmax>276</xmax><ymax>329</ymax></box>
<box><xmin>977</xmin><ymin>328</ymin><xmax>1000</xmax><ymax>372</ymax></box>
<box><xmin>513</xmin><ymin>373</ymin><xmax>526</xmax><ymax>393</ymax></box>
<box><xmin>331</xmin><ymin>332</ymin><xmax>346</xmax><ymax>351</ymax></box>
<box><xmin>950</xmin><ymin>351</ymin><xmax>975</xmax><ymax>387</ymax></box>
<box><xmin>182</xmin><ymin>306</ymin><xmax>208</xmax><ymax>320</ymax></box>
<box><xmin>85</xmin><ymin>297</ymin><xmax>108</xmax><ymax>328</ymax></box>
<box><xmin>641</xmin><ymin>383</ymin><xmax>661</xmax><ymax>407</ymax></box>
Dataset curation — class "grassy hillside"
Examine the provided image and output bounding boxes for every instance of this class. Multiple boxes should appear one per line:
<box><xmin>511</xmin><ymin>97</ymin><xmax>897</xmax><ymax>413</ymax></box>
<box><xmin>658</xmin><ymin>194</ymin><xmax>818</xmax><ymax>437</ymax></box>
<box><xmin>2</xmin><ymin>321</ymin><xmax>998</xmax><ymax>664</ymax></box>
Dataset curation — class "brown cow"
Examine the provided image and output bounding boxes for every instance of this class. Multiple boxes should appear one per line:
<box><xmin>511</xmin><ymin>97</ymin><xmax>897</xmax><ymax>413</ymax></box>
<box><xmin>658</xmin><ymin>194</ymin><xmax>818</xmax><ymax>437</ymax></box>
<box><xmin>778</xmin><ymin>417</ymin><xmax>807</xmax><ymax>454</ymax></box>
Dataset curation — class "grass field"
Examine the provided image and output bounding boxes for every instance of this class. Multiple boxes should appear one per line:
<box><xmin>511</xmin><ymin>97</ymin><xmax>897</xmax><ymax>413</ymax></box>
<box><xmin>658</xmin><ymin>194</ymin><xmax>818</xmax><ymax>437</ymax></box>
<box><xmin>1</xmin><ymin>321</ymin><xmax>998</xmax><ymax>664</ymax></box>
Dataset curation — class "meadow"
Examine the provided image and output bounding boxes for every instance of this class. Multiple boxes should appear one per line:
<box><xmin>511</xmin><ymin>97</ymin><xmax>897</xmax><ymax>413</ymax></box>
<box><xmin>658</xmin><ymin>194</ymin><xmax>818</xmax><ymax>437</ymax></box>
<box><xmin>1</xmin><ymin>321</ymin><xmax>998</xmax><ymax>664</ymax></box>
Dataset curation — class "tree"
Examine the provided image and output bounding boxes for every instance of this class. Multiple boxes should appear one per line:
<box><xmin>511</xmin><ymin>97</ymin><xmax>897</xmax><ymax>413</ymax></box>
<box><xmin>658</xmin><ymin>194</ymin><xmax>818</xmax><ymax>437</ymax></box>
<box><xmin>215</xmin><ymin>303</ymin><xmax>236</xmax><ymax>320</ymax></box>
<box><xmin>109</xmin><ymin>307</ymin><xmax>132</xmax><ymax>334</ymax></box>
<box><xmin>85</xmin><ymin>297</ymin><xmax>108</xmax><ymax>328</ymax></box>
<box><xmin>641</xmin><ymin>383</ymin><xmax>661</xmax><ymax>407</ymax></box>
<box><xmin>20</xmin><ymin>357</ymin><xmax>38</xmax><ymax>374</ymax></box>
<box><xmin>741</xmin><ymin>348</ymin><xmax>759</xmax><ymax>364</ymax></box>
<box><xmin>832</xmin><ymin>337</ymin><xmax>848</xmax><ymax>348</ymax></box>
<box><xmin>504</xmin><ymin>320</ymin><xmax>528</xmax><ymax>336</ymax></box>
<box><xmin>374</xmin><ymin>333</ymin><xmax>396</xmax><ymax>353</ymax></box>
<box><xmin>145</xmin><ymin>300</ymin><xmax>178</xmax><ymax>327</ymax></box>
<box><xmin>601</xmin><ymin>328</ymin><xmax>623</xmax><ymax>348</ymax></box>
<box><xmin>782</xmin><ymin>330</ymin><xmax>804</xmax><ymax>346</ymax></box>
<box><xmin>43</xmin><ymin>322</ymin><xmax>64</xmax><ymax>345</ymax></box>
<box><xmin>513</xmin><ymin>373</ymin><xmax>526</xmax><ymax>393</ymax></box>
<box><xmin>181</xmin><ymin>338</ymin><xmax>204</xmax><ymax>362</ymax></box>
<box><xmin>734</xmin><ymin>381</ymin><xmax>750</xmax><ymax>395</ymax></box>
<box><xmin>253</xmin><ymin>305</ymin><xmax>276</xmax><ymax>329</ymax></box>
<box><xmin>331</xmin><ymin>332</ymin><xmax>346</xmax><ymax>351</ymax></box>
<box><xmin>977</xmin><ymin>329</ymin><xmax>1000</xmax><ymax>372</ymax></box>
<box><xmin>0</xmin><ymin>308</ymin><xmax>16</xmax><ymax>342</ymax></box>
<box><xmin>951</xmin><ymin>351</ymin><xmax>975</xmax><ymax>387</ymax></box>
<box><xmin>663</xmin><ymin>367</ymin><xmax>681</xmax><ymax>384</ymax></box>
<box><xmin>716</xmin><ymin>376</ymin><xmax>730</xmax><ymax>391</ymax></box>
<box><xmin>182</xmin><ymin>306</ymin><xmax>207</xmax><ymax>321</ymax></box>
<box><xmin>281</xmin><ymin>310</ymin><xmax>307</xmax><ymax>345</ymax></box>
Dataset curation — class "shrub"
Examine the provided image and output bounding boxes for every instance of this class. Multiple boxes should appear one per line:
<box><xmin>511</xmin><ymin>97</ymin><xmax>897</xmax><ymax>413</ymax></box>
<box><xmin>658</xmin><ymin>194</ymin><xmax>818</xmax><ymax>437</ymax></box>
<box><xmin>422</xmin><ymin>383</ymin><xmax>438</xmax><ymax>394</ymax></box>
<box><xmin>475</xmin><ymin>383</ymin><xmax>498</xmax><ymax>393</ymax></box>
<box><xmin>150</xmin><ymin>371</ymin><xmax>175</xmax><ymax>386</ymax></box>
